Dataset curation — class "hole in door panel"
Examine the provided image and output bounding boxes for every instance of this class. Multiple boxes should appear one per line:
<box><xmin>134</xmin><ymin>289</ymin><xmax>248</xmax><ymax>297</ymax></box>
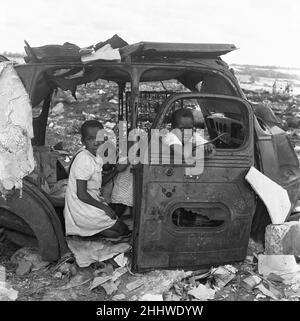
<box><xmin>171</xmin><ymin>206</ymin><xmax>227</xmax><ymax>228</ymax></box>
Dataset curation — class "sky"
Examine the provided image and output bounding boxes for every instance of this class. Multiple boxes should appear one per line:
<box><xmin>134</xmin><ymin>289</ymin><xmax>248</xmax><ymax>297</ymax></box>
<box><xmin>1</xmin><ymin>0</ymin><xmax>299</xmax><ymax>68</ymax></box>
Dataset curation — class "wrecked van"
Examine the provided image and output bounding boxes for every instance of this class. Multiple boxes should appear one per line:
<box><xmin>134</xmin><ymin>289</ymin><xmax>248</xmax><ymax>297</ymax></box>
<box><xmin>0</xmin><ymin>41</ymin><xmax>300</xmax><ymax>272</ymax></box>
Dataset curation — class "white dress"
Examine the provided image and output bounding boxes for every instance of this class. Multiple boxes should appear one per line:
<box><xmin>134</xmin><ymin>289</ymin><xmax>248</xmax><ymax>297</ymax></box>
<box><xmin>64</xmin><ymin>149</ymin><xmax>116</xmax><ymax>236</ymax></box>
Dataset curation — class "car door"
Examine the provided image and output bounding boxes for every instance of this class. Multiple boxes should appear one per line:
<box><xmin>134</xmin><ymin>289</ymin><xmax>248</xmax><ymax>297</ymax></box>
<box><xmin>132</xmin><ymin>93</ymin><xmax>256</xmax><ymax>272</ymax></box>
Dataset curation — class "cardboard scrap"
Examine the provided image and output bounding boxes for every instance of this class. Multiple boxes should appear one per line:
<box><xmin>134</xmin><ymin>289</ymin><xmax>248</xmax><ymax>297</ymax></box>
<box><xmin>245</xmin><ymin>167</ymin><xmax>291</xmax><ymax>224</ymax></box>
<box><xmin>188</xmin><ymin>284</ymin><xmax>215</xmax><ymax>301</ymax></box>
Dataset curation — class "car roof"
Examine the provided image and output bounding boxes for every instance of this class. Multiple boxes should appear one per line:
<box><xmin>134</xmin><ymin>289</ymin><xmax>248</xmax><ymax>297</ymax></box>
<box><xmin>120</xmin><ymin>42</ymin><xmax>237</xmax><ymax>59</ymax></box>
<box><xmin>15</xmin><ymin>41</ymin><xmax>238</xmax><ymax>106</ymax></box>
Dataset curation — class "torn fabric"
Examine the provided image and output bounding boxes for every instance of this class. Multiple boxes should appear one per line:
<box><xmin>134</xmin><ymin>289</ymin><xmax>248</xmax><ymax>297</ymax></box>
<box><xmin>0</xmin><ymin>62</ymin><xmax>35</xmax><ymax>196</ymax></box>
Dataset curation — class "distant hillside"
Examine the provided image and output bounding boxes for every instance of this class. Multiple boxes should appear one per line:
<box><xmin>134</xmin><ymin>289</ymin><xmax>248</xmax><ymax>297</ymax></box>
<box><xmin>0</xmin><ymin>51</ymin><xmax>25</xmax><ymax>58</ymax></box>
<box><xmin>231</xmin><ymin>64</ymin><xmax>300</xmax><ymax>81</ymax></box>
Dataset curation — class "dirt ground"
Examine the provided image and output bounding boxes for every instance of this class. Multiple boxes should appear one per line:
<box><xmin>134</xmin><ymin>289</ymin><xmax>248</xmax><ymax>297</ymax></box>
<box><xmin>0</xmin><ymin>236</ymin><xmax>297</xmax><ymax>301</ymax></box>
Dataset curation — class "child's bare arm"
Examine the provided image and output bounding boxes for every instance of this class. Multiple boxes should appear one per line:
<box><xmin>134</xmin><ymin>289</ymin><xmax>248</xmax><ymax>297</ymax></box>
<box><xmin>102</xmin><ymin>164</ymin><xmax>129</xmax><ymax>186</ymax></box>
<box><xmin>76</xmin><ymin>179</ymin><xmax>116</xmax><ymax>219</ymax></box>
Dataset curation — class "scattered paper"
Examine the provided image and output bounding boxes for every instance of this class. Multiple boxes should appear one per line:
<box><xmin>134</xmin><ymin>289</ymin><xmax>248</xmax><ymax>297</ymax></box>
<box><xmin>91</xmin><ymin>267</ymin><xmax>128</xmax><ymax>290</ymax></box>
<box><xmin>114</xmin><ymin>253</ymin><xmax>128</xmax><ymax>267</ymax></box>
<box><xmin>111</xmin><ymin>267</ymin><xmax>128</xmax><ymax>282</ymax></box>
<box><xmin>140</xmin><ymin>294</ymin><xmax>163</xmax><ymax>301</ymax></box>
<box><xmin>112</xmin><ymin>294</ymin><xmax>126</xmax><ymax>300</ymax></box>
<box><xmin>0</xmin><ymin>266</ymin><xmax>18</xmax><ymax>301</ymax></box>
<box><xmin>90</xmin><ymin>276</ymin><xmax>112</xmax><ymax>290</ymax></box>
<box><xmin>81</xmin><ymin>44</ymin><xmax>121</xmax><ymax>63</ymax></box>
<box><xmin>0</xmin><ymin>285</ymin><xmax>18</xmax><ymax>301</ymax></box>
<box><xmin>102</xmin><ymin>281</ymin><xmax>118</xmax><ymax>295</ymax></box>
<box><xmin>126</xmin><ymin>279</ymin><xmax>144</xmax><ymax>292</ymax></box>
<box><xmin>188</xmin><ymin>284</ymin><xmax>215</xmax><ymax>301</ymax></box>
<box><xmin>255</xmin><ymin>294</ymin><xmax>266</xmax><ymax>300</ymax></box>
<box><xmin>67</xmin><ymin>237</ymin><xmax>130</xmax><ymax>267</ymax></box>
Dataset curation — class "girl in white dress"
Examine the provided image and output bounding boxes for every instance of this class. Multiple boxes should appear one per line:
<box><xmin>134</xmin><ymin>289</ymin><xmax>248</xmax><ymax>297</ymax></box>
<box><xmin>64</xmin><ymin>120</ymin><xmax>129</xmax><ymax>238</ymax></box>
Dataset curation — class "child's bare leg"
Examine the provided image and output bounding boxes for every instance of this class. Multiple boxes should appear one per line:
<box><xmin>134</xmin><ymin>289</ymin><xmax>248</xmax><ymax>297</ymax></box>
<box><xmin>110</xmin><ymin>203</ymin><xmax>127</xmax><ymax>218</ymax></box>
<box><xmin>98</xmin><ymin>220</ymin><xmax>129</xmax><ymax>238</ymax></box>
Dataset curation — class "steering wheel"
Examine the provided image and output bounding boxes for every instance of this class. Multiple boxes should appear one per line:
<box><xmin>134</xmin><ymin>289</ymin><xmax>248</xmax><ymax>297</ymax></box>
<box><xmin>209</xmin><ymin>132</ymin><xmax>231</xmax><ymax>146</ymax></box>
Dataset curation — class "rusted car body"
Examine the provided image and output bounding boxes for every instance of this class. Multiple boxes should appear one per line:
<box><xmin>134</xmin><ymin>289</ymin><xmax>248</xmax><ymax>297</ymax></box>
<box><xmin>0</xmin><ymin>42</ymin><xmax>299</xmax><ymax>271</ymax></box>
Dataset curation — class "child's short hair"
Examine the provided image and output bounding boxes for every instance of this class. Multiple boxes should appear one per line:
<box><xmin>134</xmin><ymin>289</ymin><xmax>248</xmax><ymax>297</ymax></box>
<box><xmin>80</xmin><ymin>120</ymin><xmax>103</xmax><ymax>137</ymax></box>
<box><xmin>171</xmin><ymin>108</ymin><xmax>194</xmax><ymax>128</ymax></box>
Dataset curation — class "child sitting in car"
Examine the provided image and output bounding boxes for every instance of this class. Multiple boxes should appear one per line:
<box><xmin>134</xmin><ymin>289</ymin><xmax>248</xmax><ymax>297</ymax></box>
<box><xmin>64</xmin><ymin>120</ymin><xmax>129</xmax><ymax>239</ymax></box>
